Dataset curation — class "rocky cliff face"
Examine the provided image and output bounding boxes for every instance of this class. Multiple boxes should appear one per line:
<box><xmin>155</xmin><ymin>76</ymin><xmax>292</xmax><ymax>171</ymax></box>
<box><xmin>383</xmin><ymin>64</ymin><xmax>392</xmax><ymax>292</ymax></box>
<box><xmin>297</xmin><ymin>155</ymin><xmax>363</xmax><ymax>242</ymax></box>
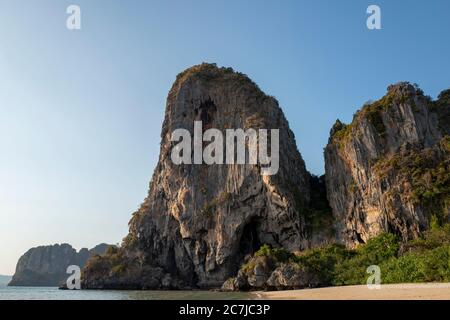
<box><xmin>81</xmin><ymin>66</ymin><xmax>448</xmax><ymax>290</ymax></box>
<box><xmin>325</xmin><ymin>83</ymin><xmax>449</xmax><ymax>247</ymax></box>
<box><xmin>82</xmin><ymin>63</ymin><xmax>329</xmax><ymax>289</ymax></box>
<box><xmin>9</xmin><ymin>243</ymin><xmax>109</xmax><ymax>286</ymax></box>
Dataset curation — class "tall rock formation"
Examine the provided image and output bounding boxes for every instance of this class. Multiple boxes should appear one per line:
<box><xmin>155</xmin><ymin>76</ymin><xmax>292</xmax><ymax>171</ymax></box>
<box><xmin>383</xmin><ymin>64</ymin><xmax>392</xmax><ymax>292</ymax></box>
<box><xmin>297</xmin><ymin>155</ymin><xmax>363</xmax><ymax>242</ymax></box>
<box><xmin>82</xmin><ymin>63</ymin><xmax>323</xmax><ymax>289</ymax></box>
<box><xmin>325</xmin><ymin>83</ymin><xmax>449</xmax><ymax>246</ymax></box>
<box><xmin>8</xmin><ymin>243</ymin><xmax>109</xmax><ymax>286</ymax></box>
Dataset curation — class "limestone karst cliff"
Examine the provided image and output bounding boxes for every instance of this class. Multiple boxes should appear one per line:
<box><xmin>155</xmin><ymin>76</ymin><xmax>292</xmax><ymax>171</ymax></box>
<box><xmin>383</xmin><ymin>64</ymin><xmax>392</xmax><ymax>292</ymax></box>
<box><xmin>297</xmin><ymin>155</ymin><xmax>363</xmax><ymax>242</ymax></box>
<box><xmin>221</xmin><ymin>83</ymin><xmax>449</xmax><ymax>292</ymax></box>
<box><xmin>8</xmin><ymin>243</ymin><xmax>109</xmax><ymax>286</ymax></box>
<box><xmin>325</xmin><ymin>83</ymin><xmax>449</xmax><ymax>247</ymax></box>
<box><xmin>81</xmin><ymin>64</ymin><xmax>448</xmax><ymax>291</ymax></box>
<box><xmin>82</xmin><ymin>63</ymin><xmax>331</xmax><ymax>289</ymax></box>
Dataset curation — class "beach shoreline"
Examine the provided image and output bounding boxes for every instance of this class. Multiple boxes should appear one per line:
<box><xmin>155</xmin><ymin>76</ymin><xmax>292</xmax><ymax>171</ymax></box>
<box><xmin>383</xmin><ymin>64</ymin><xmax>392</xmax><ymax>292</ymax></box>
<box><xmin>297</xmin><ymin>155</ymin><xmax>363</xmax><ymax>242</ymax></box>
<box><xmin>253</xmin><ymin>283</ymin><xmax>450</xmax><ymax>300</ymax></box>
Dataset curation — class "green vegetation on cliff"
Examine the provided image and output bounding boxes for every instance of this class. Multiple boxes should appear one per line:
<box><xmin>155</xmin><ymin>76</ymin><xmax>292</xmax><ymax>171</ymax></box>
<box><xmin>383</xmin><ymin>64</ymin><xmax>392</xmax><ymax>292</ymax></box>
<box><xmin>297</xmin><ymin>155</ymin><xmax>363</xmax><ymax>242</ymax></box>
<box><xmin>239</xmin><ymin>223</ymin><xmax>450</xmax><ymax>289</ymax></box>
<box><xmin>373</xmin><ymin>135</ymin><xmax>450</xmax><ymax>224</ymax></box>
<box><xmin>431</xmin><ymin>89</ymin><xmax>450</xmax><ymax>134</ymax></box>
<box><xmin>172</xmin><ymin>63</ymin><xmax>268</xmax><ymax>102</ymax></box>
<box><xmin>305</xmin><ymin>175</ymin><xmax>334</xmax><ymax>235</ymax></box>
<box><xmin>82</xmin><ymin>245</ymin><xmax>127</xmax><ymax>278</ymax></box>
<box><xmin>330</xmin><ymin>82</ymin><xmax>424</xmax><ymax>147</ymax></box>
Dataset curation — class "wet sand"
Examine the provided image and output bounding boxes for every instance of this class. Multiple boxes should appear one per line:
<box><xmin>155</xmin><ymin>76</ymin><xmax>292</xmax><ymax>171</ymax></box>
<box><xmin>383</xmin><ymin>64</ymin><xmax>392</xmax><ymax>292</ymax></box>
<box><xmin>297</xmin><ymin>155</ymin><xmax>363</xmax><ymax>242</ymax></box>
<box><xmin>254</xmin><ymin>283</ymin><xmax>450</xmax><ymax>300</ymax></box>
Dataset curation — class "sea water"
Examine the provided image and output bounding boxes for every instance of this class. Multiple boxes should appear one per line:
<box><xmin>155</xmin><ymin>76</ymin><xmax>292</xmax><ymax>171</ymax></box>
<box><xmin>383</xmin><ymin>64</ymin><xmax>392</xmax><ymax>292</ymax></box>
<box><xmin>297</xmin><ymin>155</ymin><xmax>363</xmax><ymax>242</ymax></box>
<box><xmin>0</xmin><ymin>283</ymin><xmax>250</xmax><ymax>300</ymax></box>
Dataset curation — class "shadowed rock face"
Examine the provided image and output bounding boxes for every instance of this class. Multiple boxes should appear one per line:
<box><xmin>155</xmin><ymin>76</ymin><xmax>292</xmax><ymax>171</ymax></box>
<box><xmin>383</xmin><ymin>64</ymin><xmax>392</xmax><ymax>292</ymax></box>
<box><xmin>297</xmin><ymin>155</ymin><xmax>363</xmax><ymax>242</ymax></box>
<box><xmin>325</xmin><ymin>83</ymin><xmax>449</xmax><ymax>247</ymax></box>
<box><xmin>82</xmin><ymin>63</ymin><xmax>315</xmax><ymax>289</ymax></box>
<box><xmin>8</xmin><ymin>243</ymin><xmax>109</xmax><ymax>287</ymax></box>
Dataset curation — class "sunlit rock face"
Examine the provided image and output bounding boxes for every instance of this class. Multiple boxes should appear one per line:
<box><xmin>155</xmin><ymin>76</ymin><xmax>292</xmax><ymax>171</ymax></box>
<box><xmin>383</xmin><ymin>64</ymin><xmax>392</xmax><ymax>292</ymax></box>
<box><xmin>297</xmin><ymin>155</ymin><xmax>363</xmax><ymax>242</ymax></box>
<box><xmin>82</xmin><ymin>63</ymin><xmax>315</xmax><ymax>289</ymax></box>
<box><xmin>325</xmin><ymin>83</ymin><xmax>449</xmax><ymax>247</ymax></box>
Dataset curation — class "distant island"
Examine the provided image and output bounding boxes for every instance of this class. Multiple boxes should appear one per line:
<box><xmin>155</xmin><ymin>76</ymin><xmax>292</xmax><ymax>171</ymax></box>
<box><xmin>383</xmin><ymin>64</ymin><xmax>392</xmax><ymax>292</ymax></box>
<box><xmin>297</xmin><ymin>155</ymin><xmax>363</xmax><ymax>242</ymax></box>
<box><xmin>8</xmin><ymin>243</ymin><xmax>110</xmax><ymax>287</ymax></box>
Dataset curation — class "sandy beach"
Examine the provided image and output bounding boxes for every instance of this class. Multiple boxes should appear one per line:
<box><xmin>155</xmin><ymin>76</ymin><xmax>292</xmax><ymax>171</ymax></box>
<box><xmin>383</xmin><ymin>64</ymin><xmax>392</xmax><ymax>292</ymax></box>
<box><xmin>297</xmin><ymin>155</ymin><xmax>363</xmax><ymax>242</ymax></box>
<box><xmin>255</xmin><ymin>283</ymin><xmax>450</xmax><ymax>300</ymax></box>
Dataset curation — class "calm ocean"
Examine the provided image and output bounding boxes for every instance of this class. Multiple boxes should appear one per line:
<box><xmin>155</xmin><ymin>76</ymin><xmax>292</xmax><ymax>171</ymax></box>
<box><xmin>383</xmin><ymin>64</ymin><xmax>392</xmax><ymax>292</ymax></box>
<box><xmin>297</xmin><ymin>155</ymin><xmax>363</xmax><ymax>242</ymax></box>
<box><xmin>0</xmin><ymin>283</ymin><xmax>250</xmax><ymax>300</ymax></box>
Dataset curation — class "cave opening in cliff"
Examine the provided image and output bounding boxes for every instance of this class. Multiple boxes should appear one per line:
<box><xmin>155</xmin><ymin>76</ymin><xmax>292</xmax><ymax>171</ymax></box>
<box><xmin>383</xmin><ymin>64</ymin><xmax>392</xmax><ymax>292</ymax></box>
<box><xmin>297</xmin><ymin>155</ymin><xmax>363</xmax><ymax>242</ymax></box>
<box><xmin>195</xmin><ymin>98</ymin><xmax>217</xmax><ymax>130</ymax></box>
<box><xmin>239</xmin><ymin>219</ymin><xmax>261</xmax><ymax>257</ymax></box>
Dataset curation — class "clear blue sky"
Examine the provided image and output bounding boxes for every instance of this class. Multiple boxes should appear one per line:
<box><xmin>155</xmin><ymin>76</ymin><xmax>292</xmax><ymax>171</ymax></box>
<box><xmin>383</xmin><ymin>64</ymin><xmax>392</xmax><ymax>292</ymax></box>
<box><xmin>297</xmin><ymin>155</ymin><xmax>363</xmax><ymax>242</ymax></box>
<box><xmin>1</xmin><ymin>0</ymin><xmax>449</xmax><ymax>275</ymax></box>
